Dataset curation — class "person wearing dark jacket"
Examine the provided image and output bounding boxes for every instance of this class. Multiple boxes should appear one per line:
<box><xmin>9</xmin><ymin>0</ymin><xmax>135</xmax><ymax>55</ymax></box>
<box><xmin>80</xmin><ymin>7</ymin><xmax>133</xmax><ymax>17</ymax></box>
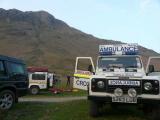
<box><xmin>66</xmin><ymin>75</ymin><xmax>71</xmax><ymax>87</ymax></box>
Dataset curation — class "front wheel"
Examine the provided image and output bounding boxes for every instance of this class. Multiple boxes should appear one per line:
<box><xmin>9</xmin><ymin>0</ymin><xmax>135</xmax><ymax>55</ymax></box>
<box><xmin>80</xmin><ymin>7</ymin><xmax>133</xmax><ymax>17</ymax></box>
<box><xmin>143</xmin><ymin>104</ymin><xmax>160</xmax><ymax>120</ymax></box>
<box><xmin>0</xmin><ymin>90</ymin><xmax>15</xmax><ymax>111</ymax></box>
<box><xmin>89</xmin><ymin>100</ymin><xmax>103</xmax><ymax>117</ymax></box>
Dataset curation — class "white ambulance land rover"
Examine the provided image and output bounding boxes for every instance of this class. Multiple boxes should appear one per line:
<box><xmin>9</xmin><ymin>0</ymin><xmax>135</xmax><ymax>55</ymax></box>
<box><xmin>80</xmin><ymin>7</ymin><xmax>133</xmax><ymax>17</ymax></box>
<box><xmin>73</xmin><ymin>44</ymin><xmax>160</xmax><ymax>119</ymax></box>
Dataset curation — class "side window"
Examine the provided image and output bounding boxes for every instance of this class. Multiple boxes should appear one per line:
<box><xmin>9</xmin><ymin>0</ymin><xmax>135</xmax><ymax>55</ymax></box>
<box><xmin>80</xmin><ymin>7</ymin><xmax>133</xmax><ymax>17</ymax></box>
<box><xmin>0</xmin><ymin>61</ymin><xmax>6</xmax><ymax>76</ymax></box>
<box><xmin>32</xmin><ymin>74</ymin><xmax>46</xmax><ymax>80</ymax></box>
<box><xmin>9</xmin><ymin>63</ymin><xmax>25</xmax><ymax>74</ymax></box>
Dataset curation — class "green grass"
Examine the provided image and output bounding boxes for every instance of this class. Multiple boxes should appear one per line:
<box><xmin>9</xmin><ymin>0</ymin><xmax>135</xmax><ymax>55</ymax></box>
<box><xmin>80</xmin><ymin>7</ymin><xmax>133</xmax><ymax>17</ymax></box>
<box><xmin>0</xmin><ymin>100</ymin><xmax>146</xmax><ymax>120</ymax></box>
<box><xmin>23</xmin><ymin>90</ymin><xmax>87</xmax><ymax>98</ymax></box>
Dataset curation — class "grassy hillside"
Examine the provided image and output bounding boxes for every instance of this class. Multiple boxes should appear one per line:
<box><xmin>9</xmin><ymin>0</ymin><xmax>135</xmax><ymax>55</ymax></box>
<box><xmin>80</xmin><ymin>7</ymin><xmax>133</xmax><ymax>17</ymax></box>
<box><xmin>0</xmin><ymin>8</ymin><xmax>159</xmax><ymax>76</ymax></box>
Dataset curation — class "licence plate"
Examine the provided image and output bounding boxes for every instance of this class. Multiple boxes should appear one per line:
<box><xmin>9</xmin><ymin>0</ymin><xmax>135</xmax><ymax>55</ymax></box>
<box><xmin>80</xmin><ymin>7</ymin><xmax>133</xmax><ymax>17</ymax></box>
<box><xmin>112</xmin><ymin>96</ymin><xmax>137</xmax><ymax>103</ymax></box>
<box><xmin>108</xmin><ymin>80</ymin><xmax>140</xmax><ymax>86</ymax></box>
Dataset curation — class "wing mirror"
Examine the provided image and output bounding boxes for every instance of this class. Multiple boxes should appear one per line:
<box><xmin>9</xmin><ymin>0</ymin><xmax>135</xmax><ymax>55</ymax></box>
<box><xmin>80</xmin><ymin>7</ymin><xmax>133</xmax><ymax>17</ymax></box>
<box><xmin>88</xmin><ymin>65</ymin><xmax>93</xmax><ymax>72</ymax></box>
<box><xmin>88</xmin><ymin>65</ymin><xmax>95</xmax><ymax>75</ymax></box>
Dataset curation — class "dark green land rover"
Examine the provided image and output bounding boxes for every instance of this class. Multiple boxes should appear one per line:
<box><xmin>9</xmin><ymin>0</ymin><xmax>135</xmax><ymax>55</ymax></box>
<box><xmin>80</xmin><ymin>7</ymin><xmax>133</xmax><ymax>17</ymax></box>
<box><xmin>0</xmin><ymin>55</ymin><xmax>28</xmax><ymax>110</ymax></box>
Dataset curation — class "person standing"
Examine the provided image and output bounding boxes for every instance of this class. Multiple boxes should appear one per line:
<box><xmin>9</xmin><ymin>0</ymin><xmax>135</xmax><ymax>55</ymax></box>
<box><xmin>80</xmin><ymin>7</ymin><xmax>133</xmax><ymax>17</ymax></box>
<box><xmin>66</xmin><ymin>75</ymin><xmax>71</xmax><ymax>87</ymax></box>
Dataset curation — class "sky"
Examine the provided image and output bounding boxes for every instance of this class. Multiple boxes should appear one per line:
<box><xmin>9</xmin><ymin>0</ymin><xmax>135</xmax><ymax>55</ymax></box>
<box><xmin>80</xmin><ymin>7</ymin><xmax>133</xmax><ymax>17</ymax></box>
<box><xmin>0</xmin><ymin>0</ymin><xmax>160</xmax><ymax>53</ymax></box>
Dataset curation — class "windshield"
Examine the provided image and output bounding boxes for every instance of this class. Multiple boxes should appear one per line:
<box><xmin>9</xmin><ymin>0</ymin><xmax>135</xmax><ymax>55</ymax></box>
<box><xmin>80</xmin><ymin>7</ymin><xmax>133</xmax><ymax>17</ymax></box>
<box><xmin>98</xmin><ymin>56</ymin><xmax>142</xmax><ymax>70</ymax></box>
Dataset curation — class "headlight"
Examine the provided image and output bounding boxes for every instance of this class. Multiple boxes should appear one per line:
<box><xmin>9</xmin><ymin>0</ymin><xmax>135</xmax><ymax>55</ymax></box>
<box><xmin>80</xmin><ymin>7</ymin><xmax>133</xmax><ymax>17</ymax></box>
<box><xmin>97</xmin><ymin>81</ymin><xmax>105</xmax><ymax>89</ymax></box>
<box><xmin>128</xmin><ymin>88</ymin><xmax>137</xmax><ymax>97</ymax></box>
<box><xmin>114</xmin><ymin>88</ymin><xmax>123</xmax><ymax>97</ymax></box>
<box><xmin>154</xmin><ymin>80</ymin><xmax>159</xmax><ymax>84</ymax></box>
<box><xmin>144</xmin><ymin>82</ymin><xmax>152</xmax><ymax>91</ymax></box>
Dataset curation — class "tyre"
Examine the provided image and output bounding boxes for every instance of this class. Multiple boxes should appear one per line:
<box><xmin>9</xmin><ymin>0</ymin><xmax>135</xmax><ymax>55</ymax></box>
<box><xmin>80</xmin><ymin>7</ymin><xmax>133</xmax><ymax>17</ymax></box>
<box><xmin>0</xmin><ymin>90</ymin><xmax>15</xmax><ymax>111</ymax></box>
<box><xmin>143</xmin><ymin>104</ymin><xmax>160</xmax><ymax>120</ymax></box>
<box><xmin>89</xmin><ymin>100</ymin><xmax>102</xmax><ymax>117</ymax></box>
<box><xmin>30</xmin><ymin>86</ymin><xmax>39</xmax><ymax>95</ymax></box>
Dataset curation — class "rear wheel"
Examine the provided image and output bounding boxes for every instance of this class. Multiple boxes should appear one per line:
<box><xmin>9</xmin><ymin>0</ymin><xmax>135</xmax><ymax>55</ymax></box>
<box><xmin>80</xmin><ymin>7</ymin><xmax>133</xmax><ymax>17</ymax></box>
<box><xmin>0</xmin><ymin>90</ymin><xmax>15</xmax><ymax>111</ymax></box>
<box><xmin>30</xmin><ymin>86</ymin><xmax>39</xmax><ymax>95</ymax></box>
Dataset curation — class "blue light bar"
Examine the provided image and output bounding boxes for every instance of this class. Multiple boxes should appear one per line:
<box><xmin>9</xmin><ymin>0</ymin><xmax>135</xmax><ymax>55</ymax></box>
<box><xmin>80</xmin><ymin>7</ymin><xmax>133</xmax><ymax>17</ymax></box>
<box><xmin>99</xmin><ymin>44</ymin><xmax>138</xmax><ymax>55</ymax></box>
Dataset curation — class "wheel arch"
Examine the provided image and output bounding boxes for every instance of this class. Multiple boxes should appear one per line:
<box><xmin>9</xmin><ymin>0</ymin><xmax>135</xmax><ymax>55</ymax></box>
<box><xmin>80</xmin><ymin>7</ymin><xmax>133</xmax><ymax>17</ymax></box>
<box><xmin>29</xmin><ymin>85</ymin><xmax>40</xmax><ymax>89</ymax></box>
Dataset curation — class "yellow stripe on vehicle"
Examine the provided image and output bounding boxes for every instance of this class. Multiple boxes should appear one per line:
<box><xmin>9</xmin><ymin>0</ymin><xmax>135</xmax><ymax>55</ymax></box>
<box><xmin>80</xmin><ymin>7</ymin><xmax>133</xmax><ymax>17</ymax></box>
<box><xmin>74</xmin><ymin>74</ymin><xmax>91</xmax><ymax>79</ymax></box>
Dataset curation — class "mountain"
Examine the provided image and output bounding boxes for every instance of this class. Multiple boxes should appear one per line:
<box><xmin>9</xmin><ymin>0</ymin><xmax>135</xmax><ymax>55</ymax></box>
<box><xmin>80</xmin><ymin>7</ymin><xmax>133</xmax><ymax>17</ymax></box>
<box><xmin>0</xmin><ymin>8</ymin><xmax>159</xmax><ymax>75</ymax></box>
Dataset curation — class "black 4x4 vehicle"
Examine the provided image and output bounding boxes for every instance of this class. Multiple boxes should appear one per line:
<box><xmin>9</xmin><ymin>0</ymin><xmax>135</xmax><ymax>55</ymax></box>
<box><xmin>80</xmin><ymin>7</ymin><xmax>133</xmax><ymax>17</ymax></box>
<box><xmin>0</xmin><ymin>55</ymin><xmax>28</xmax><ymax>110</ymax></box>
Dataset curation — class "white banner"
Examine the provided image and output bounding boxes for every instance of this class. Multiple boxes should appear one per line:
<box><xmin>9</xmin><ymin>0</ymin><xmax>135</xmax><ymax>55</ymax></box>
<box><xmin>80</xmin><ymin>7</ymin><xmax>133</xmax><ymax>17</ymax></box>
<box><xmin>73</xmin><ymin>77</ymin><xmax>90</xmax><ymax>90</ymax></box>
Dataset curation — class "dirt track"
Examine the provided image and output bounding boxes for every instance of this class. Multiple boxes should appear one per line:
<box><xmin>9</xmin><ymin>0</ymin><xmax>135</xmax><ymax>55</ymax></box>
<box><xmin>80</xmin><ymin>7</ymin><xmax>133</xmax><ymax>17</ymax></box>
<box><xmin>19</xmin><ymin>96</ymin><xmax>87</xmax><ymax>103</ymax></box>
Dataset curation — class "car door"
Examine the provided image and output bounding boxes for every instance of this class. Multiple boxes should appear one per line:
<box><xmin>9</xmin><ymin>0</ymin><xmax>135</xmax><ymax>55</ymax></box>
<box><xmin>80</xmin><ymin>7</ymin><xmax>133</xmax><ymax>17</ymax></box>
<box><xmin>73</xmin><ymin>57</ymin><xmax>95</xmax><ymax>90</ymax></box>
<box><xmin>7</xmin><ymin>62</ymin><xmax>28</xmax><ymax>90</ymax></box>
<box><xmin>146</xmin><ymin>56</ymin><xmax>160</xmax><ymax>76</ymax></box>
<box><xmin>0</xmin><ymin>60</ymin><xmax>9</xmax><ymax>89</ymax></box>
<box><xmin>30</xmin><ymin>72</ymin><xmax>48</xmax><ymax>89</ymax></box>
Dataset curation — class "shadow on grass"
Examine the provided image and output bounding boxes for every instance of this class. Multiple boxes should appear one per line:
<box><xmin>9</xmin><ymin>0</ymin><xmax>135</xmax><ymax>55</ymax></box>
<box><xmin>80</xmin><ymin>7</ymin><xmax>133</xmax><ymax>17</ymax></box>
<box><xmin>0</xmin><ymin>111</ymin><xmax>8</xmax><ymax>120</ymax></box>
<box><xmin>97</xmin><ymin>104</ymin><xmax>146</xmax><ymax>120</ymax></box>
<box><xmin>24</xmin><ymin>89</ymin><xmax>87</xmax><ymax>98</ymax></box>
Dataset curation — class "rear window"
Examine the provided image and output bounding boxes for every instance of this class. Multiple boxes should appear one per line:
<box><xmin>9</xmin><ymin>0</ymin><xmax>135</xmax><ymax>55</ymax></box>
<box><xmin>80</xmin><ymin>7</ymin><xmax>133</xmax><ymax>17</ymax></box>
<box><xmin>32</xmin><ymin>74</ymin><xmax>46</xmax><ymax>80</ymax></box>
<box><xmin>9</xmin><ymin>62</ymin><xmax>25</xmax><ymax>74</ymax></box>
<box><xmin>0</xmin><ymin>61</ymin><xmax>6</xmax><ymax>76</ymax></box>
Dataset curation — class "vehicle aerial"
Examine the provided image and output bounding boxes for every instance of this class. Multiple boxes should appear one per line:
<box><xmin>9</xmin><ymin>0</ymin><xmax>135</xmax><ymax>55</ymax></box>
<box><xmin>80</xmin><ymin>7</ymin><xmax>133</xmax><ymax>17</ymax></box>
<box><xmin>28</xmin><ymin>67</ymin><xmax>55</xmax><ymax>95</ymax></box>
<box><xmin>0</xmin><ymin>55</ymin><xmax>28</xmax><ymax>110</ymax></box>
<box><xmin>74</xmin><ymin>44</ymin><xmax>160</xmax><ymax>120</ymax></box>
